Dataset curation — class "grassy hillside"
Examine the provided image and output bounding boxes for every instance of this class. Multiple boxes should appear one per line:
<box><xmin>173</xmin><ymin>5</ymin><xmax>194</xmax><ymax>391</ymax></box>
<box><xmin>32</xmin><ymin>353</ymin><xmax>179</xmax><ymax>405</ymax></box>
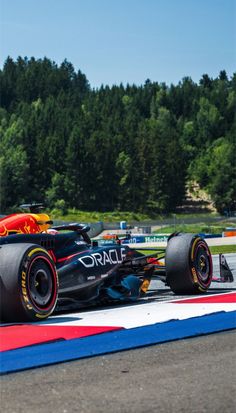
<box><xmin>51</xmin><ymin>208</ymin><xmax>153</xmax><ymax>223</ymax></box>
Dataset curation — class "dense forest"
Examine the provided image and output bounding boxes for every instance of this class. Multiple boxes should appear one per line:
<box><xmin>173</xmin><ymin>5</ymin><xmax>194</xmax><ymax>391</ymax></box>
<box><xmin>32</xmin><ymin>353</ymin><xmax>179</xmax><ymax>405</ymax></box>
<box><xmin>0</xmin><ymin>57</ymin><xmax>235</xmax><ymax>215</ymax></box>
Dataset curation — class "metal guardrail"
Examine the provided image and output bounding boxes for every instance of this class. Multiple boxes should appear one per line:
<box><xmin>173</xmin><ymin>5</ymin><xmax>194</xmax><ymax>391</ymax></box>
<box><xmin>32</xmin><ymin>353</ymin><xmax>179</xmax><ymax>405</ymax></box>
<box><xmin>103</xmin><ymin>216</ymin><xmax>231</xmax><ymax>230</ymax></box>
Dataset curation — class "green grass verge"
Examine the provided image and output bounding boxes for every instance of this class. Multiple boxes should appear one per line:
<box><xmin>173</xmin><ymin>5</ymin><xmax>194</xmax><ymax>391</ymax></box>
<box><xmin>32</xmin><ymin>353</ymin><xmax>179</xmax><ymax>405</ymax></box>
<box><xmin>50</xmin><ymin>208</ymin><xmax>226</xmax><ymax>224</ymax></box>
<box><xmin>51</xmin><ymin>208</ymin><xmax>153</xmax><ymax>223</ymax></box>
<box><xmin>138</xmin><ymin>245</ymin><xmax>236</xmax><ymax>255</ymax></box>
<box><xmin>209</xmin><ymin>245</ymin><xmax>236</xmax><ymax>255</ymax></box>
<box><xmin>153</xmin><ymin>222</ymin><xmax>236</xmax><ymax>234</ymax></box>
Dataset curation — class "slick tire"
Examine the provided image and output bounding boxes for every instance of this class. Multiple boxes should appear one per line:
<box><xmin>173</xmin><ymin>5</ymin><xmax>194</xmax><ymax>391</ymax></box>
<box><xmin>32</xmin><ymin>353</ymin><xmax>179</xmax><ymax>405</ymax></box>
<box><xmin>165</xmin><ymin>233</ymin><xmax>213</xmax><ymax>294</ymax></box>
<box><xmin>0</xmin><ymin>243</ymin><xmax>58</xmax><ymax>322</ymax></box>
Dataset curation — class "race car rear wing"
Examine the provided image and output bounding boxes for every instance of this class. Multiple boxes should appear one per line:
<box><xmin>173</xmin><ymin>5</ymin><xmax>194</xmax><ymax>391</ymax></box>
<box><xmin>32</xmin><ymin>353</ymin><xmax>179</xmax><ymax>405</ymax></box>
<box><xmin>20</xmin><ymin>203</ymin><xmax>45</xmax><ymax>213</ymax></box>
<box><xmin>51</xmin><ymin>223</ymin><xmax>91</xmax><ymax>244</ymax></box>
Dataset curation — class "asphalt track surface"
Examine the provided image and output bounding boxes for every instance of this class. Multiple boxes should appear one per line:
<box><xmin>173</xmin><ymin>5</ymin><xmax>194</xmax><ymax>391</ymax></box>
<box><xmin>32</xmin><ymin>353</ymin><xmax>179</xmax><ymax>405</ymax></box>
<box><xmin>1</xmin><ymin>254</ymin><xmax>235</xmax><ymax>412</ymax></box>
<box><xmin>1</xmin><ymin>332</ymin><xmax>235</xmax><ymax>413</ymax></box>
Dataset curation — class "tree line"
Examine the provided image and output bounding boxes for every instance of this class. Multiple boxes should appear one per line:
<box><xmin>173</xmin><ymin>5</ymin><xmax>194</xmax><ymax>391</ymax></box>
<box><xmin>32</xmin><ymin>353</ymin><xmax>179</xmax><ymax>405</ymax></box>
<box><xmin>0</xmin><ymin>56</ymin><xmax>235</xmax><ymax>215</ymax></box>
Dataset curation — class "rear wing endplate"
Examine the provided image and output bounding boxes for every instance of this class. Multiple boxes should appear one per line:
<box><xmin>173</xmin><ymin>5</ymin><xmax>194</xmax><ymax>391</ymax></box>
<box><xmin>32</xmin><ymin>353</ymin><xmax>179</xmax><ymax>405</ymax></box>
<box><xmin>212</xmin><ymin>254</ymin><xmax>234</xmax><ymax>283</ymax></box>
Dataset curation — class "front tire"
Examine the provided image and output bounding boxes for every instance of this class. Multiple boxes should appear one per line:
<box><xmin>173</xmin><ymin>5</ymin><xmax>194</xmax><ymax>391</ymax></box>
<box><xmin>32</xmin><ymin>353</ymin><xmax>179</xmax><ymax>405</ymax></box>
<box><xmin>165</xmin><ymin>233</ymin><xmax>213</xmax><ymax>294</ymax></box>
<box><xmin>0</xmin><ymin>243</ymin><xmax>58</xmax><ymax>322</ymax></box>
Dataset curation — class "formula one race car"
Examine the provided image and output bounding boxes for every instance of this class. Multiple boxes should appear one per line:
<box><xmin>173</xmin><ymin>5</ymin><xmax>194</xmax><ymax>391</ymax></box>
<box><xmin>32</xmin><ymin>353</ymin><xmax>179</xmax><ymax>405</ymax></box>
<box><xmin>0</xmin><ymin>205</ymin><xmax>233</xmax><ymax>322</ymax></box>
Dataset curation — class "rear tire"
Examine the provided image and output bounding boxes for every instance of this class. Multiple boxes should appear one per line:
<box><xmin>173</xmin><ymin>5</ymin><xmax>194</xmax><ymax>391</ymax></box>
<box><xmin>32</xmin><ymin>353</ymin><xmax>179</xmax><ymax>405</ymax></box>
<box><xmin>166</xmin><ymin>233</ymin><xmax>213</xmax><ymax>294</ymax></box>
<box><xmin>0</xmin><ymin>243</ymin><xmax>58</xmax><ymax>322</ymax></box>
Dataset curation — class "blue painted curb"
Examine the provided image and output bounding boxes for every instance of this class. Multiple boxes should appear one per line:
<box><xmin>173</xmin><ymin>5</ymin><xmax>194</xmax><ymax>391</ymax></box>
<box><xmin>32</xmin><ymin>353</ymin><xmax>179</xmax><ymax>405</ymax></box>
<box><xmin>0</xmin><ymin>311</ymin><xmax>235</xmax><ymax>375</ymax></box>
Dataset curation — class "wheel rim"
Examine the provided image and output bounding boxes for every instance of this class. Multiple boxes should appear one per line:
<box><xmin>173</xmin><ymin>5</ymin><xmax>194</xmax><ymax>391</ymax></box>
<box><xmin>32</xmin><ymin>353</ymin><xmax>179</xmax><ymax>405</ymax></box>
<box><xmin>194</xmin><ymin>241</ymin><xmax>212</xmax><ymax>286</ymax></box>
<box><xmin>27</xmin><ymin>256</ymin><xmax>57</xmax><ymax>310</ymax></box>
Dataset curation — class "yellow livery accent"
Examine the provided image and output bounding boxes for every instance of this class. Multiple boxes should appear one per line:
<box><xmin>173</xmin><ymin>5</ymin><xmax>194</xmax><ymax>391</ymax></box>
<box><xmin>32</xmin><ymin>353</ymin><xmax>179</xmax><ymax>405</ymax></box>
<box><xmin>32</xmin><ymin>213</ymin><xmax>51</xmax><ymax>232</ymax></box>
<box><xmin>140</xmin><ymin>279</ymin><xmax>151</xmax><ymax>293</ymax></box>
